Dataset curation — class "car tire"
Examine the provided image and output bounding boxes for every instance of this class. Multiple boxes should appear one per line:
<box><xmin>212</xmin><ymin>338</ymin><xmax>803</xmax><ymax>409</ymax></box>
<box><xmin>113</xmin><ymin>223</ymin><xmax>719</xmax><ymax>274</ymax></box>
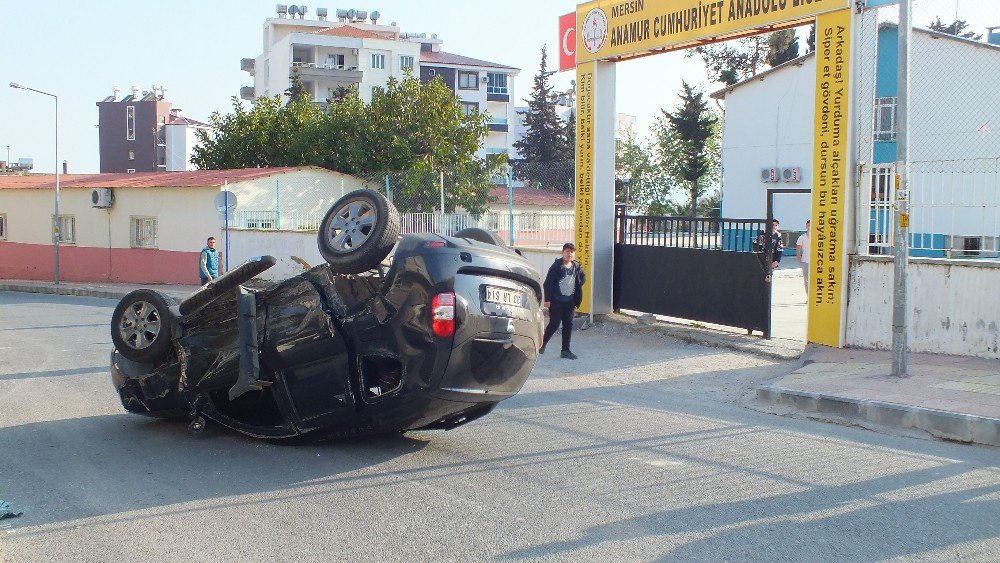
<box><xmin>318</xmin><ymin>189</ymin><xmax>400</xmax><ymax>274</ymax></box>
<box><xmin>112</xmin><ymin>289</ymin><xmax>175</xmax><ymax>363</ymax></box>
<box><xmin>455</xmin><ymin>227</ymin><xmax>505</xmax><ymax>246</ymax></box>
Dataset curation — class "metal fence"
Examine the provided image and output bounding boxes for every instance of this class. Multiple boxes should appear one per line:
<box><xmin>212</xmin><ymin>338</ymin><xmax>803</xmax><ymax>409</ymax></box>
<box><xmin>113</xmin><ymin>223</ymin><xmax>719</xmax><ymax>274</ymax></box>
<box><xmin>615</xmin><ymin>207</ymin><xmax>767</xmax><ymax>253</ymax></box>
<box><xmin>855</xmin><ymin>1</ymin><xmax>999</xmax><ymax>259</ymax></box>
<box><xmin>859</xmin><ymin>158</ymin><xmax>1000</xmax><ymax>257</ymax></box>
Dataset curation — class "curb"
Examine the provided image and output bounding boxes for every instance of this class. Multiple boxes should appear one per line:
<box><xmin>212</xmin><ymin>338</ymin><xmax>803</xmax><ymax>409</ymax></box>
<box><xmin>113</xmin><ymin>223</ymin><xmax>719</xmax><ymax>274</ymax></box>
<box><xmin>0</xmin><ymin>282</ymin><xmax>129</xmax><ymax>301</ymax></box>
<box><xmin>756</xmin><ymin>385</ymin><xmax>1000</xmax><ymax>447</ymax></box>
<box><xmin>602</xmin><ymin>312</ymin><xmax>804</xmax><ymax>361</ymax></box>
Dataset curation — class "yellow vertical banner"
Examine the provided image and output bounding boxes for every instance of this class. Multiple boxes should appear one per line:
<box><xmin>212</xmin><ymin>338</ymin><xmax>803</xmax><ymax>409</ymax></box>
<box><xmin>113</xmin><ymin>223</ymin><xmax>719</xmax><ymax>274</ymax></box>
<box><xmin>809</xmin><ymin>8</ymin><xmax>853</xmax><ymax>347</ymax></box>
<box><xmin>575</xmin><ymin>60</ymin><xmax>595</xmax><ymax>315</ymax></box>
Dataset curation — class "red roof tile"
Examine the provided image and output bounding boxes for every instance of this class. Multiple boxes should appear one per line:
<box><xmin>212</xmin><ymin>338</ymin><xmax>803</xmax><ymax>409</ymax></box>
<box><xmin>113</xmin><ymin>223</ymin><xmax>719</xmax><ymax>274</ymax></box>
<box><xmin>315</xmin><ymin>25</ymin><xmax>392</xmax><ymax>40</ymax></box>
<box><xmin>420</xmin><ymin>51</ymin><xmax>518</xmax><ymax>70</ymax></box>
<box><xmin>488</xmin><ymin>186</ymin><xmax>574</xmax><ymax>207</ymax></box>
<box><xmin>0</xmin><ymin>167</ymin><xmax>324</xmax><ymax>190</ymax></box>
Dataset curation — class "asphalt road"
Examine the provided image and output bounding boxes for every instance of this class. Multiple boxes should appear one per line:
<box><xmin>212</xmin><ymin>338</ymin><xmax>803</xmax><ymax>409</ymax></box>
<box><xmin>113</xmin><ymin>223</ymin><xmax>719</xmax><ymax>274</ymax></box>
<box><xmin>1</xmin><ymin>292</ymin><xmax>997</xmax><ymax>561</ymax></box>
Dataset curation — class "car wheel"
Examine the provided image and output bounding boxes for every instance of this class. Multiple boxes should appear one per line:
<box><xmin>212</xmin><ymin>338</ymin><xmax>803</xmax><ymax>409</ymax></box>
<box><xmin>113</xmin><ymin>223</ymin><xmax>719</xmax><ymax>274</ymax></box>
<box><xmin>454</xmin><ymin>227</ymin><xmax>506</xmax><ymax>246</ymax></box>
<box><xmin>318</xmin><ymin>189</ymin><xmax>400</xmax><ymax>274</ymax></box>
<box><xmin>112</xmin><ymin>289</ymin><xmax>175</xmax><ymax>363</ymax></box>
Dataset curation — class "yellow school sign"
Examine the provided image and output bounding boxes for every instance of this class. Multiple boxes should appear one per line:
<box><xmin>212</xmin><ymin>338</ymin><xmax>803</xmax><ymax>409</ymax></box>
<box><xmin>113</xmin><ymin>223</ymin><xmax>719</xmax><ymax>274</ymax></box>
<box><xmin>573</xmin><ymin>0</ymin><xmax>854</xmax><ymax>347</ymax></box>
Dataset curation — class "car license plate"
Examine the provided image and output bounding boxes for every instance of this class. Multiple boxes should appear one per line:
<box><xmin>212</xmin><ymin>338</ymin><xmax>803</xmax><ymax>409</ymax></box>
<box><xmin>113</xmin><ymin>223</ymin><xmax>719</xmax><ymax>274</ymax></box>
<box><xmin>485</xmin><ymin>286</ymin><xmax>524</xmax><ymax>308</ymax></box>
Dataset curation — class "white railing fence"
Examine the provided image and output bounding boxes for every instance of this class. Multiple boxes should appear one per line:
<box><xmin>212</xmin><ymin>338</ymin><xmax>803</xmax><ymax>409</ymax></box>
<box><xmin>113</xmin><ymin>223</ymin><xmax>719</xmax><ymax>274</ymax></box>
<box><xmin>858</xmin><ymin>158</ymin><xmax>1000</xmax><ymax>258</ymax></box>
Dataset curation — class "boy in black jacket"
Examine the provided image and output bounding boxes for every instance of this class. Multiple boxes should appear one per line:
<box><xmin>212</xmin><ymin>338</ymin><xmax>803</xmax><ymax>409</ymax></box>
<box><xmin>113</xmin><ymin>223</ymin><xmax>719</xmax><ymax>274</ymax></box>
<box><xmin>540</xmin><ymin>242</ymin><xmax>586</xmax><ymax>359</ymax></box>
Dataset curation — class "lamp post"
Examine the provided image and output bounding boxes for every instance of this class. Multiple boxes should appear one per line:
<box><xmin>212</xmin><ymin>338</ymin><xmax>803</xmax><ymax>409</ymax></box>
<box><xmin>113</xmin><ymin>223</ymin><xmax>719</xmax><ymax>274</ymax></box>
<box><xmin>10</xmin><ymin>82</ymin><xmax>60</xmax><ymax>284</ymax></box>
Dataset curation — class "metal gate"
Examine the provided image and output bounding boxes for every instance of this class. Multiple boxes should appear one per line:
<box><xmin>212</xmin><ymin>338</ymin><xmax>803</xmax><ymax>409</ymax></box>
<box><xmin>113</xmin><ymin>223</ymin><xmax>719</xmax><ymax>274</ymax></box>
<box><xmin>613</xmin><ymin>206</ymin><xmax>774</xmax><ymax>336</ymax></box>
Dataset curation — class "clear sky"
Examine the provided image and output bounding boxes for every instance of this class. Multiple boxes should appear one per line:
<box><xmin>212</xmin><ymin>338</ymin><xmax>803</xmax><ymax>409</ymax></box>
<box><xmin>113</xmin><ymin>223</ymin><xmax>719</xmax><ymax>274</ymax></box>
<box><xmin>0</xmin><ymin>0</ymin><xmax>993</xmax><ymax>174</ymax></box>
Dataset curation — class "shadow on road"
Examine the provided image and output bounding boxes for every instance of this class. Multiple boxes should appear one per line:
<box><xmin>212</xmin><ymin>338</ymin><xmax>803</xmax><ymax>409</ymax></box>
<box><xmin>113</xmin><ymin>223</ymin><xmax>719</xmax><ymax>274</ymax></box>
<box><xmin>1</xmin><ymin>413</ymin><xmax>429</xmax><ymax>529</ymax></box>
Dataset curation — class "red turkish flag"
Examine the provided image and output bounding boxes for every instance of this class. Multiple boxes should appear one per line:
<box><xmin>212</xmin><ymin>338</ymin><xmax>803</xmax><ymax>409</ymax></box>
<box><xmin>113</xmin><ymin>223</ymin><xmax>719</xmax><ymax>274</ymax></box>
<box><xmin>558</xmin><ymin>12</ymin><xmax>576</xmax><ymax>72</ymax></box>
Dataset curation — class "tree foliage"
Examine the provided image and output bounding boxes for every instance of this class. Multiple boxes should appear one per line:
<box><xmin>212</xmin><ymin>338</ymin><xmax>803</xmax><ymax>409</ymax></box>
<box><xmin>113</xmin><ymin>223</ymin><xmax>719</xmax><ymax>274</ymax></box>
<box><xmin>192</xmin><ymin>75</ymin><xmax>499</xmax><ymax>213</ymax></box>
<box><xmin>513</xmin><ymin>45</ymin><xmax>572</xmax><ymax>162</ymax></box>
<box><xmin>694</xmin><ymin>35</ymin><xmax>770</xmax><ymax>86</ymax></box>
<box><xmin>806</xmin><ymin>23</ymin><xmax>816</xmax><ymax>53</ymax></box>
<box><xmin>767</xmin><ymin>29</ymin><xmax>800</xmax><ymax>67</ymax></box>
<box><xmin>928</xmin><ymin>17</ymin><xmax>982</xmax><ymax>40</ymax></box>
<box><xmin>615</xmin><ymin>126</ymin><xmax>669</xmax><ymax>212</ymax></box>
<box><xmin>657</xmin><ymin>82</ymin><xmax>720</xmax><ymax>218</ymax></box>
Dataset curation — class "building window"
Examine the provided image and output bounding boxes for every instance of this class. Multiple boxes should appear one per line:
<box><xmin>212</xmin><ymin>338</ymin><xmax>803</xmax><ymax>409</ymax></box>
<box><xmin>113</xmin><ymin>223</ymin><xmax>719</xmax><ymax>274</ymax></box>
<box><xmin>0</xmin><ymin>214</ymin><xmax>6</xmax><ymax>240</ymax></box>
<box><xmin>428</xmin><ymin>68</ymin><xmax>436</xmax><ymax>76</ymax></box>
<box><xmin>487</xmin><ymin>73</ymin><xmax>508</xmax><ymax>95</ymax></box>
<box><xmin>127</xmin><ymin>169</ymin><xmax>136</xmax><ymax>173</ymax></box>
<box><xmin>128</xmin><ymin>150</ymin><xmax>135</xmax><ymax>161</ymax></box>
<box><xmin>400</xmin><ymin>55</ymin><xmax>414</xmax><ymax>71</ymax></box>
<box><xmin>461</xmin><ymin>102</ymin><xmax>479</xmax><ymax>116</ymax></box>
<box><xmin>53</xmin><ymin>215</ymin><xmax>75</xmax><ymax>244</ymax></box>
<box><xmin>130</xmin><ymin>216</ymin><xmax>158</xmax><ymax>248</ymax></box>
<box><xmin>458</xmin><ymin>71</ymin><xmax>479</xmax><ymax>90</ymax></box>
<box><xmin>874</xmin><ymin>97</ymin><xmax>897</xmax><ymax>141</ymax></box>
<box><xmin>126</xmin><ymin>106</ymin><xmax>136</xmax><ymax>140</ymax></box>
<box><xmin>371</xmin><ymin>53</ymin><xmax>386</xmax><ymax>69</ymax></box>
<box><xmin>326</xmin><ymin>53</ymin><xmax>345</xmax><ymax>68</ymax></box>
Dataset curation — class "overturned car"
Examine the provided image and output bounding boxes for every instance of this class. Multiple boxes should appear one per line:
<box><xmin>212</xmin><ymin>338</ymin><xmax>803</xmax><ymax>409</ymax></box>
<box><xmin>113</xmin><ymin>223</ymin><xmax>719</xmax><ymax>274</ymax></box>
<box><xmin>110</xmin><ymin>190</ymin><xmax>544</xmax><ymax>440</ymax></box>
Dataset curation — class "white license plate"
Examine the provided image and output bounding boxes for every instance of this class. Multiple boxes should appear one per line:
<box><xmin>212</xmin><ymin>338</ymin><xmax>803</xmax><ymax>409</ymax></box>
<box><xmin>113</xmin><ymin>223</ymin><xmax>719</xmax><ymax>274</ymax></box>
<box><xmin>485</xmin><ymin>286</ymin><xmax>524</xmax><ymax>308</ymax></box>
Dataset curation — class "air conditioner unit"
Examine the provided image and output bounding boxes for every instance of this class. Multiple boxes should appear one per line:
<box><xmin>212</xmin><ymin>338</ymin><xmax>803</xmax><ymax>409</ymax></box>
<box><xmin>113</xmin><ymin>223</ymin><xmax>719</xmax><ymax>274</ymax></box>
<box><xmin>91</xmin><ymin>187</ymin><xmax>114</xmax><ymax>208</ymax></box>
<box><xmin>760</xmin><ymin>168</ymin><xmax>778</xmax><ymax>183</ymax></box>
<box><xmin>481</xmin><ymin>75</ymin><xmax>489</xmax><ymax>83</ymax></box>
<box><xmin>782</xmin><ymin>167</ymin><xmax>801</xmax><ymax>182</ymax></box>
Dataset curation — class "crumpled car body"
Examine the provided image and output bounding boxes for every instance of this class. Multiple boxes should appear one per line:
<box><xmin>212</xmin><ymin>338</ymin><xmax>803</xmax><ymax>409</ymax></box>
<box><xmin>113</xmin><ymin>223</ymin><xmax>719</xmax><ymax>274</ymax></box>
<box><xmin>110</xmin><ymin>192</ymin><xmax>544</xmax><ymax>440</ymax></box>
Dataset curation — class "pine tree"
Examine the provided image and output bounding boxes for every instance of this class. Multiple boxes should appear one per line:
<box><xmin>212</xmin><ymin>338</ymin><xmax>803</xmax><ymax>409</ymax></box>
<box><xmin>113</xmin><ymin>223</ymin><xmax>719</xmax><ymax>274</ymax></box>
<box><xmin>695</xmin><ymin>35</ymin><xmax>770</xmax><ymax>86</ymax></box>
<box><xmin>806</xmin><ymin>23</ymin><xmax>816</xmax><ymax>53</ymax></box>
<box><xmin>662</xmin><ymin>82</ymin><xmax>718</xmax><ymax>219</ymax></box>
<box><xmin>513</xmin><ymin>46</ymin><xmax>570</xmax><ymax>162</ymax></box>
<box><xmin>285</xmin><ymin>68</ymin><xmax>310</xmax><ymax>104</ymax></box>
<box><xmin>767</xmin><ymin>29</ymin><xmax>800</xmax><ymax>67</ymax></box>
<box><xmin>928</xmin><ymin>17</ymin><xmax>982</xmax><ymax>40</ymax></box>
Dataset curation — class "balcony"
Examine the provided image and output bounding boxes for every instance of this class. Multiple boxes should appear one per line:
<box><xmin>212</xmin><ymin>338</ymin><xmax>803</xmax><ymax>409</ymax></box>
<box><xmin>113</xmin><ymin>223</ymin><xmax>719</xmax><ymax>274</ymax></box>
<box><xmin>488</xmin><ymin>117</ymin><xmax>509</xmax><ymax>132</ymax></box>
<box><xmin>240</xmin><ymin>86</ymin><xmax>255</xmax><ymax>101</ymax></box>
<box><xmin>241</xmin><ymin>58</ymin><xmax>255</xmax><ymax>74</ymax></box>
<box><xmin>291</xmin><ymin>61</ymin><xmax>363</xmax><ymax>83</ymax></box>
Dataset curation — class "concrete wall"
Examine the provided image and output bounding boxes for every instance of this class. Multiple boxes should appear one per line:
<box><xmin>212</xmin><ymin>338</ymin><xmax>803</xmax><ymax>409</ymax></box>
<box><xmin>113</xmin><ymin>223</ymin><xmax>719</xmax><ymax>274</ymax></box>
<box><xmin>225</xmin><ymin>228</ymin><xmax>326</xmax><ymax>281</ymax></box>
<box><xmin>846</xmin><ymin>255</ymin><xmax>1000</xmax><ymax>358</ymax></box>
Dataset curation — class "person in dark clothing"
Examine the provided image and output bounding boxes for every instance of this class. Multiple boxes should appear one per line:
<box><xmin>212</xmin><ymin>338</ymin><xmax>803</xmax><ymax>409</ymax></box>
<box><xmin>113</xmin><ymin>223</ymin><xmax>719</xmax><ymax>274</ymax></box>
<box><xmin>540</xmin><ymin>242</ymin><xmax>586</xmax><ymax>359</ymax></box>
<box><xmin>754</xmin><ymin>219</ymin><xmax>784</xmax><ymax>269</ymax></box>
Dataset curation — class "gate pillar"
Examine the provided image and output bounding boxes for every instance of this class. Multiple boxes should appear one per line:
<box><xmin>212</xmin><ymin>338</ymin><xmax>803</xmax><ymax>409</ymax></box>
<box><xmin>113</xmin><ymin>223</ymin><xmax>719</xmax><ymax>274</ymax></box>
<box><xmin>574</xmin><ymin>60</ymin><xmax>616</xmax><ymax>315</ymax></box>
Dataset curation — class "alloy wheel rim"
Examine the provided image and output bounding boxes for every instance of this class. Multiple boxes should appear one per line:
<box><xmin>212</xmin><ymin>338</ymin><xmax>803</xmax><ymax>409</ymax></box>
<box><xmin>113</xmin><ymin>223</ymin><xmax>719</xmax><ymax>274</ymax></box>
<box><xmin>326</xmin><ymin>200</ymin><xmax>376</xmax><ymax>253</ymax></box>
<box><xmin>119</xmin><ymin>300</ymin><xmax>162</xmax><ymax>350</ymax></box>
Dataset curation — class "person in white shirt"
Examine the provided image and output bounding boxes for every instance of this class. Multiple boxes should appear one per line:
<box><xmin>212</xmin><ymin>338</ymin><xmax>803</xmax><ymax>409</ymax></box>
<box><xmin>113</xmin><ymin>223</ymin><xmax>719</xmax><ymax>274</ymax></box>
<box><xmin>796</xmin><ymin>221</ymin><xmax>811</xmax><ymax>293</ymax></box>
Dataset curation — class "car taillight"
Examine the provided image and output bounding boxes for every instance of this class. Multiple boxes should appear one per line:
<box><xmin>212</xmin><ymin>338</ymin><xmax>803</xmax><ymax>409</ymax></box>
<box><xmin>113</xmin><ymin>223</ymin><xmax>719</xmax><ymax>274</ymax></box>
<box><xmin>424</xmin><ymin>241</ymin><xmax>446</xmax><ymax>248</ymax></box>
<box><xmin>431</xmin><ymin>292</ymin><xmax>456</xmax><ymax>337</ymax></box>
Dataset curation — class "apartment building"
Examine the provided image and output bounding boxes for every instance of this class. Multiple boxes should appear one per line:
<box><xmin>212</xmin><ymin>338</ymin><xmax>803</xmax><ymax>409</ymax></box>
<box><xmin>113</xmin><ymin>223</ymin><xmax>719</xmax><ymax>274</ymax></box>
<box><xmin>241</xmin><ymin>6</ymin><xmax>519</xmax><ymax>156</ymax></box>
<box><xmin>96</xmin><ymin>86</ymin><xmax>212</xmax><ymax>173</ymax></box>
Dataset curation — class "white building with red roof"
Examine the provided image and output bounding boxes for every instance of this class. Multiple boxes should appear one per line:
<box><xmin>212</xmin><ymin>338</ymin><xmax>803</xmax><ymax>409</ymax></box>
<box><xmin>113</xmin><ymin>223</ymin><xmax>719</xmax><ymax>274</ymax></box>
<box><xmin>241</xmin><ymin>8</ymin><xmax>519</xmax><ymax>157</ymax></box>
<box><xmin>0</xmin><ymin>167</ymin><xmax>361</xmax><ymax>284</ymax></box>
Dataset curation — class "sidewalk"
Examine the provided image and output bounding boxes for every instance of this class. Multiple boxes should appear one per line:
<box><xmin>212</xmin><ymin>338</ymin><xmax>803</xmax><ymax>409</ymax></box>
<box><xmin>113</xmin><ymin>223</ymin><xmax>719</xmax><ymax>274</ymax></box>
<box><xmin>755</xmin><ymin>345</ymin><xmax>1000</xmax><ymax>447</ymax></box>
<box><xmin>0</xmin><ymin>279</ymin><xmax>201</xmax><ymax>301</ymax></box>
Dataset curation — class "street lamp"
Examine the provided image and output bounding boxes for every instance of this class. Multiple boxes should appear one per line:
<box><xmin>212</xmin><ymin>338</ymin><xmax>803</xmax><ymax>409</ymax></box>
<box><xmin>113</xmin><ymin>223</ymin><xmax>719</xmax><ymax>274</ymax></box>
<box><xmin>10</xmin><ymin>82</ymin><xmax>60</xmax><ymax>284</ymax></box>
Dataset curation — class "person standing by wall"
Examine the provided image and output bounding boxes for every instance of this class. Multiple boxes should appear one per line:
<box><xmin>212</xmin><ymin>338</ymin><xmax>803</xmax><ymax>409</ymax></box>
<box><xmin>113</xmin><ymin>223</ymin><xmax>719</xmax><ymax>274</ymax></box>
<box><xmin>540</xmin><ymin>242</ymin><xmax>586</xmax><ymax>360</ymax></box>
<box><xmin>796</xmin><ymin>220</ymin><xmax>811</xmax><ymax>293</ymax></box>
<box><xmin>199</xmin><ymin>236</ymin><xmax>220</xmax><ymax>285</ymax></box>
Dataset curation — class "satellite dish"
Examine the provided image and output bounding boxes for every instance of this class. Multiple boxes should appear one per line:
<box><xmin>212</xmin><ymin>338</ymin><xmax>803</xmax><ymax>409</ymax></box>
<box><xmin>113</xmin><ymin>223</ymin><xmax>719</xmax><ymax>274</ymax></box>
<box><xmin>300</xmin><ymin>5</ymin><xmax>307</xmax><ymax>17</ymax></box>
<box><xmin>289</xmin><ymin>5</ymin><xmax>299</xmax><ymax>16</ymax></box>
<box><xmin>370</xmin><ymin>10</ymin><xmax>380</xmax><ymax>22</ymax></box>
<box><xmin>347</xmin><ymin>8</ymin><xmax>356</xmax><ymax>20</ymax></box>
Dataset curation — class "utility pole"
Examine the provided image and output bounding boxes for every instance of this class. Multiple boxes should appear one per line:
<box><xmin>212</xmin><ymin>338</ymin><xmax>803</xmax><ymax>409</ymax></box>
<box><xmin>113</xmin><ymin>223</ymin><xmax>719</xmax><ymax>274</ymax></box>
<box><xmin>891</xmin><ymin>0</ymin><xmax>912</xmax><ymax>376</ymax></box>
